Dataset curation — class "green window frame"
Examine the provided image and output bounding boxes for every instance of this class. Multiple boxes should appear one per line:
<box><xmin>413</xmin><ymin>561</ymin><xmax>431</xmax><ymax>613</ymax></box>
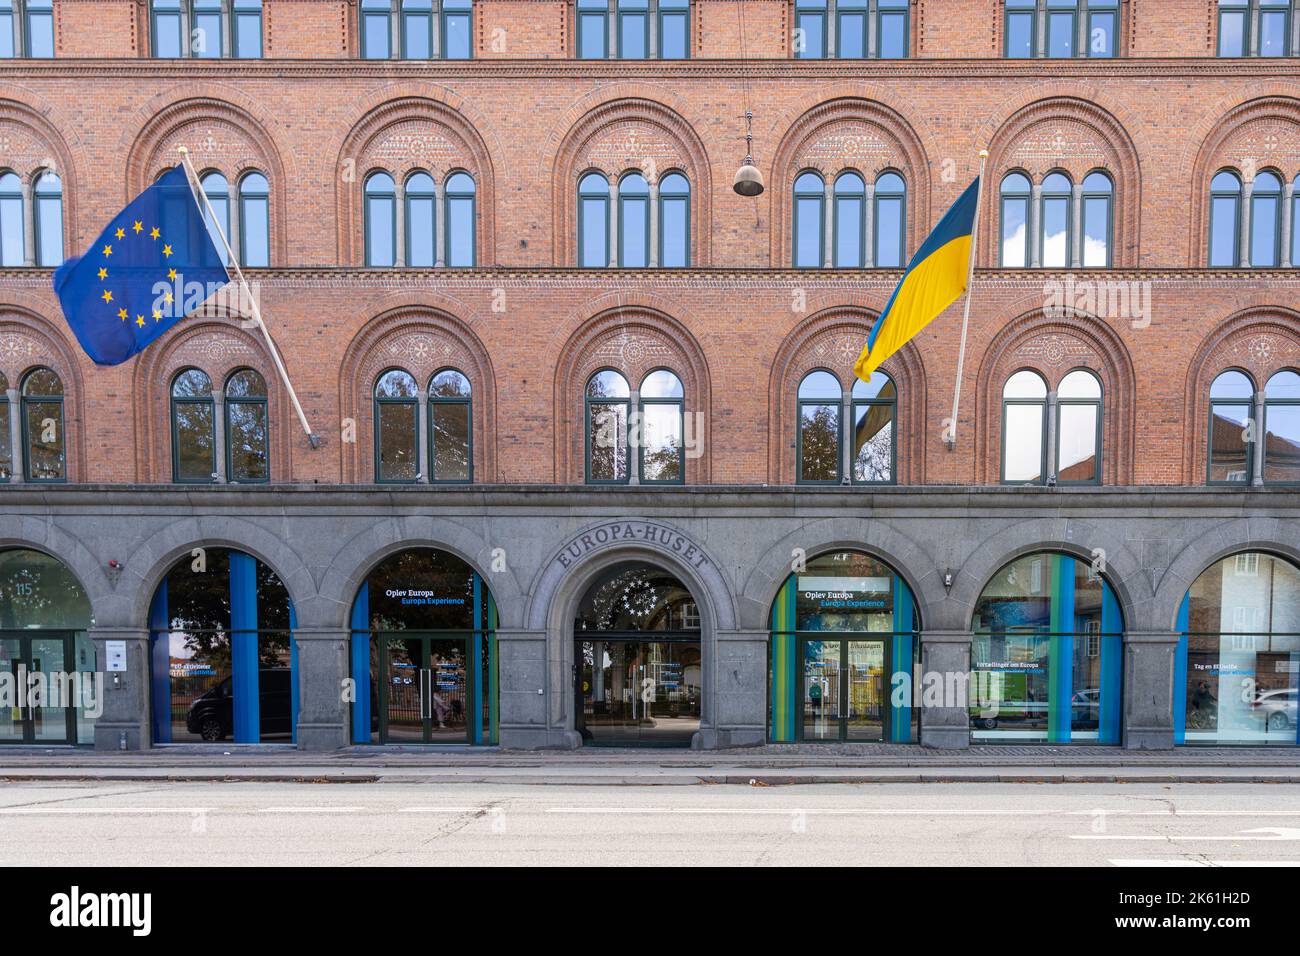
<box><xmin>401</xmin><ymin>0</ymin><xmax>434</xmax><ymax>57</ymax></box>
<box><xmin>1207</xmin><ymin>369</ymin><xmax>1255</xmax><ymax>485</ymax></box>
<box><xmin>793</xmin><ymin>170</ymin><xmax>825</xmax><ymax>268</ymax></box>
<box><xmin>0</xmin><ymin>2</ymin><xmax>14</xmax><ymax>58</ymax></box>
<box><xmin>999</xmin><ymin>171</ymin><xmax>1032</xmax><ymax>267</ymax></box>
<box><xmin>638</xmin><ymin>368</ymin><xmax>685</xmax><ymax>484</ymax></box>
<box><xmin>876</xmin><ymin>0</ymin><xmax>910</xmax><ymax>58</ymax></box>
<box><xmin>1080</xmin><ymin>170</ymin><xmax>1112</xmax><ymax>268</ymax></box>
<box><xmin>151</xmin><ymin>0</ymin><xmax>185</xmax><ymax>57</ymax></box>
<box><xmin>797</xmin><ymin>369</ymin><xmax>842</xmax><ymax>484</ymax></box>
<box><xmin>361</xmin><ymin>0</ymin><xmax>393</xmax><ymax>58</ymax></box>
<box><xmin>658</xmin><ymin>0</ymin><xmax>690</xmax><ymax>58</ymax></box>
<box><xmin>1249</xmin><ymin>170</ymin><xmax>1284</xmax><ymax>268</ymax></box>
<box><xmin>577</xmin><ymin>0</ymin><xmax>609</xmax><ymax>58</ymax></box>
<box><xmin>1000</xmin><ymin>369</ymin><xmax>1048</xmax><ymax>485</ymax></box>
<box><xmin>836</xmin><ymin>0</ymin><xmax>867</xmax><ymax>57</ymax></box>
<box><xmin>170</xmin><ymin>368</ymin><xmax>215</xmax><ymax>484</ymax></box>
<box><xmin>617</xmin><ymin>172</ymin><xmax>650</xmax><ymax>268</ymax></box>
<box><xmin>20</xmin><ymin>366</ymin><xmax>64</xmax><ymax>482</ymax></box>
<box><xmin>444</xmin><ymin>171</ymin><xmax>477</xmax><ymax>268</ymax></box>
<box><xmin>0</xmin><ymin>171</ymin><xmax>21</xmax><ymax>267</ymax></box>
<box><xmin>374</xmin><ymin>368</ymin><xmax>419</xmax><ymax>484</ymax></box>
<box><xmin>1038</xmin><ymin>171</ymin><xmax>1073</xmax><ymax>269</ymax></box>
<box><xmin>1005</xmin><ymin>0</ymin><xmax>1037</xmax><ymax>57</ymax></box>
<box><xmin>1263</xmin><ymin>369</ymin><xmax>1300</xmax><ymax>485</ymax></box>
<box><xmin>21</xmin><ymin>0</ymin><xmax>52</xmax><ymax>57</ymax></box>
<box><xmin>1055</xmin><ymin>368</ymin><xmax>1102</xmax><ymax>486</ymax></box>
<box><xmin>658</xmin><ymin>171</ymin><xmax>690</xmax><ymax>267</ymax></box>
<box><xmin>404</xmin><ymin>170</ymin><xmax>436</xmax><ymax>268</ymax></box>
<box><xmin>232</xmin><ymin>0</ymin><xmax>263</xmax><ymax>57</ymax></box>
<box><xmin>1209</xmin><ymin>169</ymin><xmax>1243</xmax><ymax>268</ymax></box>
<box><xmin>851</xmin><ymin>371</ymin><xmax>896</xmax><ymax>484</ymax></box>
<box><xmin>617</xmin><ymin>0</ymin><xmax>649</xmax><ymax>58</ymax></box>
<box><xmin>873</xmin><ymin>170</ymin><xmax>907</xmax><ymax>268</ymax></box>
<box><xmin>794</xmin><ymin>0</ymin><xmax>828</xmax><ymax>58</ymax></box>
<box><xmin>237</xmin><ymin>170</ymin><xmax>269</xmax><ymax>268</ymax></box>
<box><xmin>428</xmin><ymin>368</ymin><xmax>473</xmax><ymax>483</ymax></box>
<box><xmin>225</xmin><ymin>368</ymin><xmax>269</xmax><ymax>483</ymax></box>
<box><xmin>1086</xmin><ymin>0</ymin><xmax>1117</xmax><ymax>57</ymax></box>
<box><xmin>585</xmin><ymin>369</ymin><xmax>631</xmax><ymax>484</ymax></box>
<box><xmin>364</xmin><ymin>171</ymin><xmax>397</xmax><ymax>268</ymax></box>
<box><xmin>0</xmin><ymin>371</ymin><xmax>10</xmax><ymax>481</ymax></box>
<box><xmin>33</xmin><ymin>169</ymin><xmax>62</xmax><ymax>268</ymax></box>
<box><xmin>833</xmin><ymin>171</ymin><xmax>865</xmax><ymax>268</ymax></box>
<box><xmin>442</xmin><ymin>0</ymin><xmax>473</xmax><ymax>59</ymax></box>
<box><xmin>578</xmin><ymin>172</ymin><xmax>610</xmax><ymax>268</ymax></box>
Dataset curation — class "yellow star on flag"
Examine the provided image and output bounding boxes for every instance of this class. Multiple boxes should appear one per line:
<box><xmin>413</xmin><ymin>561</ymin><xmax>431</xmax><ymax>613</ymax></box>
<box><xmin>101</xmin><ymin>290</ymin><xmax>113</xmax><ymax>304</ymax></box>
<box><xmin>133</xmin><ymin>221</ymin><xmax>144</xmax><ymax>234</ymax></box>
<box><xmin>153</xmin><ymin>309</ymin><xmax>162</xmax><ymax>322</ymax></box>
<box><xmin>150</xmin><ymin>227</ymin><xmax>160</xmax><ymax>240</ymax></box>
<box><xmin>162</xmin><ymin>244</ymin><xmax>173</xmax><ymax>258</ymax></box>
<box><xmin>102</xmin><ymin>245</ymin><xmax>112</xmax><ymax>256</ymax></box>
<box><xmin>118</xmin><ymin>308</ymin><xmax>128</xmax><ymax>321</ymax></box>
<box><xmin>167</xmin><ymin>268</ymin><xmax>177</xmax><ymax>280</ymax></box>
<box><xmin>97</xmin><ymin>267</ymin><xmax>108</xmax><ymax>280</ymax></box>
<box><xmin>164</xmin><ymin>291</ymin><xmax>174</xmax><ymax>304</ymax></box>
<box><xmin>135</xmin><ymin>315</ymin><xmax>145</xmax><ymax>327</ymax></box>
<box><xmin>115</xmin><ymin>228</ymin><xmax>125</xmax><ymax>240</ymax></box>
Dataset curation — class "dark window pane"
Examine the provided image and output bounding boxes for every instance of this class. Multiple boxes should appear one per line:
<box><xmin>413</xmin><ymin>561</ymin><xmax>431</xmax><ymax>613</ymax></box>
<box><xmin>227</xmin><ymin>401</ymin><xmax>268</xmax><ymax>481</ymax></box>
<box><xmin>799</xmin><ymin>403</ymin><xmax>839</xmax><ymax>481</ymax></box>
<box><xmin>1209</xmin><ymin>402</ymin><xmax>1252</xmax><ymax>482</ymax></box>
<box><xmin>377</xmin><ymin>402</ymin><xmax>417</xmax><ymax>481</ymax></box>
<box><xmin>431</xmin><ymin>402</ymin><xmax>470</xmax><ymax>481</ymax></box>
<box><xmin>174</xmin><ymin>401</ymin><xmax>214</xmax><ymax>481</ymax></box>
<box><xmin>588</xmin><ymin>403</ymin><xmax>628</xmax><ymax>481</ymax></box>
<box><xmin>0</xmin><ymin>398</ymin><xmax>10</xmax><ymax>479</ymax></box>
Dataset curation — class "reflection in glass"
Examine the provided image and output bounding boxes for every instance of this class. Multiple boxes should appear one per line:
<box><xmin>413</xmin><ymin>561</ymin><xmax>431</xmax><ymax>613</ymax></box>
<box><xmin>1265</xmin><ymin>370</ymin><xmax>1300</xmax><ymax>484</ymax></box>
<box><xmin>1000</xmin><ymin>172</ymin><xmax>1030</xmax><ymax>267</ymax></box>
<box><xmin>375</xmin><ymin>369</ymin><xmax>418</xmax><ymax>482</ymax></box>
<box><xmin>1209</xmin><ymin>369</ymin><xmax>1254</xmax><ymax>483</ymax></box>
<box><xmin>226</xmin><ymin>368</ymin><xmax>268</xmax><ymax>482</ymax></box>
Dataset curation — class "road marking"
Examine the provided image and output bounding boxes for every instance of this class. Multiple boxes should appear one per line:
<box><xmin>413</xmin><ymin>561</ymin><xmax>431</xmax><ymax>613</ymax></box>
<box><xmin>1076</xmin><ymin>828</ymin><xmax>1300</xmax><ymax>842</ymax></box>
<box><xmin>545</xmin><ymin>808</ymin><xmax>1300</xmax><ymax>817</ymax></box>
<box><xmin>0</xmin><ymin>807</ymin><xmax>212</xmax><ymax>814</ymax></box>
<box><xmin>1110</xmin><ymin>859</ymin><xmax>1300</xmax><ymax>867</ymax></box>
<box><xmin>399</xmin><ymin>807</ymin><xmax>489</xmax><ymax>813</ymax></box>
<box><xmin>258</xmin><ymin>807</ymin><xmax>365</xmax><ymax>814</ymax></box>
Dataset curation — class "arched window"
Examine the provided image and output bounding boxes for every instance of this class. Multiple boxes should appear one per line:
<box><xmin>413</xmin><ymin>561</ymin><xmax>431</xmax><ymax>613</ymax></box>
<box><xmin>999</xmin><ymin>172</ymin><xmax>1031</xmax><ymax>267</ymax></box>
<box><xmin>874</xmin><ymin>170</ymin><xmax>906</xmax><ymax>268</ymax></box>
<box><xmin>33</xmin><ymin>170</ymin><xmax>61</xmax><ymax>267</ymax></box>
<box><xmin>585</xmin><ymin>369</ymin><xmax>630</xmax><ymax>483</ymax></box>
<box><xmin>1208</xmin><ymin>369</ymin><xmax>1254</xmax><ymax>483</ymax></box>
<box><xmin>20</xmin><ymin>367</ymin><xmax>63</xmax><ymax>481</ymax></box>
<box><xmin>171</xmin><ymin>368</ymin><xmax>215</xmax><ymax>483</ymax></box>
<box><xmin>833</xmin><ymin>171</ymin><xmax>865</xmax><ymax>268</ymax></box>
<box><xmin>444</xmin><ymin>171</ymin><xmax>476</xmax><ymax>267</ymax></box>
<box><xmin>364</xmin><ymin>171</ymin><xmax>396</xmax><ymax>267</ymax></box>
<box><xmin>1264</xmin><ymin>369</ymin><xmax>1300</xmax><ymax>484</ymax></box>
<box><xmin>639</xmin><ymin>368</ymin><xmax>684</xmax><ymax>483</ymax></box>
<box><xmin>578</xmin><ymin>172</ymin><xmax>610</xmax><ymax>268</ymax></box>
<box><xmin>1250</xmin><ymin>170</ymin><xmax>1283</xmax><ymax>268</ymax></box>
<box><xmin>200</xmin><ymin>171</ymin><xmax>230</xmax><ymax>266</ymax></box>
<box><xmin>1057</xmin><ymin>368</ymin><xmax>1102</xmax><ymax>484</ymax></box>
<box><xmin>971</xmin><ymin>552</ymin><xmax>1123</xmax><ymax>744</ymax></box>
<box><xmin>374</xmin><ymin>369</ymin><xmax>418</xmax><ymax>482</ymax></box>
<box><xmin>658</xmin><ymin>172</ymin><xmax>690</xmax><ymax>267</ymax></box>
<box><xmin>0</xmin><ymin>371</ymin><xmax>10</xmax><ymax>481</ymax></box>
<box><xmin>237</xmin><ymin>171</ymin><xmax>268</xmax><ymax>268</ymax></box>
<box><xmin>618</xmin><ymin>172</ymin><xmax>650</xmax><ymax>267</ymax></box>
<box><xmin>1178</xmin><ymin>551</ymin><xmax>1300</xmax><ymax>745</ymax></box>
<box><xmin>1081</xmin><ymin>170</ymin><xmax>1112</xmax><ymax>268</ymax></box>
<box><xmin>404</xmin><ymin>171</ymin><xmax>436</xmax><ymax>268</ymax></box>
<box><xmin>852</xmin><ymin>371</ymin><xmax>896</xmax><ymax>483</ymax></box>
<box><xmin>429</xmin><ymin>368</ymin><xmax>471</xmax><ymax>482</ymax></box>
<box><xmin>793</xmin><ymin>171</ymin><xmax>825</xmax><ymax>268</ymax></box>
<box><xmin>1293</xmin><ymin>174</ymin><xmax>1300</xmax><ymax>267</ymax></box>
<box><xmin>225</xmin><ymin>368</ymin><xmax>268</xmax><ymax>483</ymax></box>
<box><xmin>1001</xmin><ymin>369</ymin><xmax>1047</xmax><ymax>484</ymax></box>
<box><xmin>1209</xmin><ymin>170</ymin><xmax>1242</xmax><ymax>267</ymax></box>
<box><xmin>1039</xmin><ymin>171</ymin><xmax>1072</xmax><ymax>268</ymax></box>
<box><xmin>797</xmin><ymin>370</ymin><xmax>841</xmax><ymax>483</ymax></box>
<box><xmin>0</xmin><ymin>171</ymin><xmax>23</xmax><ymax>266</ymax></box>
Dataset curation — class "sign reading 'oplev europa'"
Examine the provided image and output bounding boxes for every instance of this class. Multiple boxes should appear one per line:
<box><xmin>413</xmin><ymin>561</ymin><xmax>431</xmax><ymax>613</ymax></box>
<box><xmin>555</xmin><ymin>522</ymin><xmax>711</xmax><ymax>570</ymax></box>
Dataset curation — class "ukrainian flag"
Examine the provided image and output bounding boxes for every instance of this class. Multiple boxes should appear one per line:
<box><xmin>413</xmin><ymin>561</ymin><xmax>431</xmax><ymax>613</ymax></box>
<box><xmin>854</xmin><ymin>176</ymin><xmax>980</xmax><ymax>381</ymax></box>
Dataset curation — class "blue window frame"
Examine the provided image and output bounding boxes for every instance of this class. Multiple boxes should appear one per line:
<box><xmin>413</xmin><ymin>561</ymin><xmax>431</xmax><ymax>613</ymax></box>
<box><xmin>404</xmin><ymin>171</ymin><xmax>436</xmax><ymax>268</ymax></box>
<box><xmin>659</xmin><ymin>0</ymin><xmax>689</xmax><ymax>57</ymax></box>
<box><xmin>874</xmin><ymin>171</ymin><xmax>906</xmax><ymax>268</ymax></box>
<box><xmin>793</xmin><ymin>171</ymin><xmax>825</xmax><ymax>268</ymax></box>
<box><xmin>362</xmin><ymin>0</ymin><xmax>393</xmax><ymax>58</ymax></box>
<box><xmin>444</xmin><ymin>171</ymin><xmax>476</xmax><ymax>267</ymax></box>
<box><xmin>1209</xmin><ymin>170</ymin><xmax>1242</xmax><ymax>268</ymax></box>
<box><xmin>577</xmin><ymin>0</ymin><xmax>609</xmax><ymax>58</ymax></box>
<box><xmin>795</xmin><ymin>0</ymin><xmax>827</xmax><ymax>58</ymax></box>
<box><xmin>33</xmin><ymin>170</ymin><xmax>62</xmax><ymax>268</ymax></box>
<box><xmin>0</xmin><ymin>171</ymin><xmax>22</xmax><ymax>266</ymax></box>
<box><xmin>238</xmin><ymin>171</ymin><xmax>269</xmax><ymax>268</ymax></box>
<box><xmin>658</xmin><ymin>172</ymin><xmax>690</xmax><ymax>267</ymax></box>
<box><xmin>618</xmin><ymin>0</ymin><xmax>648</xmax><ymax>58</ymax></box>
<box><xmin>999</xmin><ymin>172</ymin><xmax>1031</xmax><ymax>267</ymax></box>
<box><xmin>578</xmin><ymin>172</ymin><xmax>610</xmax><ymax>267</ymax></box>
<box><xmin>1249</xmin><ymin>170</ymin><xmax>1283</xmax><ymax>268</ymax></box>
<box><xmin>364</xmin><ymin>171</ymin><xmax>396</xmax><ymax>267</ymax></box>
<box><xmin>618</xmin><ymin>172</ymin><xmax>650</xmax><ymax>267</ymax></box>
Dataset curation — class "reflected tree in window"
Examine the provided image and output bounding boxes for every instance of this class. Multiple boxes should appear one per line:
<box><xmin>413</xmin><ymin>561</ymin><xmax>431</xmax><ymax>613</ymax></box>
<box><xmin>171</xmin><ymin>368</ymin><xmax>215</xmax><ymax>483</ymax></box>
<box><xmin>798</xmin><ymin>370</ymin><xmax>841</xmax><ymax>483</ymax></box>
<box><xmin>225</xmin><ymin>368</ymin><xmax>268</xmax><ymax>482</ymax></box>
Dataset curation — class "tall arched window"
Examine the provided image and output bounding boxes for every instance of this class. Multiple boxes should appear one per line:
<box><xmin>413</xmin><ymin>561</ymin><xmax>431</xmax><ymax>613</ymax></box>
<box><xmin>429</xmin><ymin>368</ymin><xmax>471</xmax><ymax>482</ymax></box>
<box><xmin>793</xmin><ymin>171</ymin><xmax>825</xmax><ymax>268</ymax></box>
<box><xmin>200</xmin><ymin>171</ymin><xmax>230</xmax><ymax>266</ymax></box>
<box><xmin>578</xmin><ymin>172</ymin><xmax>610</xmax><ymax>268</ymax></box>
<box><xmin>639</xmin><ymin>368</ymin><xmax>684</xmax><ymax>483</ymax></box>
<box><xmin>999</xmin><ymin>172</ymin><xmax>1031</xmax><ymax>267</ymax></box>
<box><xmin>20</xmin><ymin>366</ymin><xmax>63</xmax><ymax>481</ymax></box>
<box><xmin>658</xmin><ymin>172</ymin><xmax>690</xmax><ymax>267</ymax></box>
<box><xmin>0</xmin><ymin>172</ymin><xmax>23</xmax><ymax>266</ymax></box>
<box><xmin>1057</xmin><ymin>368</ymin><xmax>1102</xmax><ymax>484</ymax></box>
<box><xmin>586</xmin><ymin>369</ymin><xmax>630</xmax><ymax>483</ymax></box>
<box><xmin>374</xmin><ymin>368</ymin><xmax>418</xmax><ymax>482</ymax></box>
<box><xmin>444</xmin><ymin>171</ymin><xmax>476</xmax><ymax>267</ymax></box>
<box><xmin>0</xmin><ymin>372</ymin><xmax>10</xmax><ymax>481</ymax></box>
<box><xmin>797</xmin><ymin>370</ymin><xmax>841</xmax><ymax>483</ymax></box>
<box><xmin>874</xmin><ymin>170</ymin><xmax>906</xmax><ymax>268</ymax></box>
<box><xmin>833</xmin><ymin>171</ymin><xmax>865</xmax><ymax>268</ymax></box>
<box><xmin>237</xmin><ymin>171</ymin><xmax>268</xmax><ymax>267</ymax></box>
<box><xmin>1293</xmin><ymin>174</ymin><xmax>1300</xmax><ymax>266</ymax></box>
<box><xmin>225</xmin><ymin>368</ymin><xmax>268</xmax><ymax>483</ymax></box>
<box><xmin>1209</xmin><ymin>170</ymin><xmax>1242</xmax><ymax>267</ymax></box>
<box><xmin>404</xmin><ymin>171</ymin><xmax>436</xmax><ymax>268</ymax></box>
<box><xmin>1264</xmin><ymin>369</ymin><xmax>1300</xmax><ymax>484</ymax></box>
<box><xmin>618</xmin><ymin>172</ymin><xmax>650</xmax><ymax>267</ymax></box>
<box><xmin>1001</xmin><ymin>369</ymin><xmax>1047</xmax><ymax>483</ymax></box>
<box><xmin>364</xmin><ymin>171</ymin><xmax>396</xmax><ymax>267</ymax></box>
<box><xmin>171</xmin><ymin>368</ymin><xmax>215</xmax><ymax>483</ymax></box>
<box><xmin>1208</xmin><ymin>369</ymin><xmax>1254</xmax><ymax>483</ymax></box>
<box><xmin>33</xmin><ymin>170</ymin><xmax>61</xmax><ymax>267</ymax></box>
<box><xmin>852</xmin><ymin>371</ymin><xmax>896</xmax><ymax>483</ymax></box>
<box><xmin>1039</xmin><ymin>171</ymin><xmax>1072</xmax><ymax>268</ymax></box>
<box><xmin>1081</xmin><ymin>170</ymin><xmax>1112</xmax><ymax>268</ymax></box>
<box><xmin>1250</xmin><ymin>170</ymin><xmax>1283</xmax><ymax>267</ymax></box>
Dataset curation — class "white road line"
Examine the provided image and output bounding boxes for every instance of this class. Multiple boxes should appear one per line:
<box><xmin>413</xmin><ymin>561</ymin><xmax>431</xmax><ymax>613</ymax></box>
<box><xmin>0</xmin><ymin>808</ymin><xmax>213</xmax><ymax>814</ymax></box>
<box><xmin>1111</xmin><ymin>859</ymin><xmax>1300</xmax><ymax>867</ymax></box>
<box><xmin>258</xmin><ymin>807</ymin><xmax>365</xmax><ymax>814</ymax></box>
<box><xmin>399</xmin><ymin>807</ymin><xmax>489</xmax><ymax>813</ymax></box>
<box><xmin>544</xmin><ymin>808</ymin><xmax>1300</xmax><ymax>817</ymax></box>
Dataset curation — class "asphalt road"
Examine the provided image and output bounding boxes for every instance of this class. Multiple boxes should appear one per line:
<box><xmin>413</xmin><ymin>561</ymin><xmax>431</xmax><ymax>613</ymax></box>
<box><xmin>2</xmin><ymin>781</ymin><xmax>1300</xmax><ymax>866</ymax></box>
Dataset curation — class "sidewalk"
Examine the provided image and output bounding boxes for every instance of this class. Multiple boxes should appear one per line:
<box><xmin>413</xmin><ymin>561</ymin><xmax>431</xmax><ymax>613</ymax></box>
<box><xmin>1</xmin><ymin>744</ymin><xmax>1297</xmax><ymax>785</ymax></box>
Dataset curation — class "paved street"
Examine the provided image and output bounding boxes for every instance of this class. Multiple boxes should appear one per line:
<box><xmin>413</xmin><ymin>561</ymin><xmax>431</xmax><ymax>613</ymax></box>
<box><xmin>2</xmin><ymin>780</ymin><xmax>1300</xmax><ymax>866</ymax></box>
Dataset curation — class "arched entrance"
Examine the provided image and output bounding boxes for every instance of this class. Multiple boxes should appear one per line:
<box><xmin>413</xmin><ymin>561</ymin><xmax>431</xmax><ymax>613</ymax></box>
<box><xmin>969</xmin><ymin>552</ymin><xmax>1123</xmax><ymax>744</ymax></box>
<box><xmin>768</xmin><ymin>550</ymin><xmax>919</xmax><ymax>743</ymax></box>
<box><xmin>0</xmin><ymin>548</ymin><xmax>95</xmax><ymax>745</ymax></box>
<box><xmin>574</xmin><ymin>562</ymin><xmax>702</xmax><ymax>747</ymax></box>
<box><xmin>350</xmin><ymin>548</ymin><xmax>497</xmax><ymax>745</ymax></box>
<box><xmin>1176</xmin><ymin>551</ymin><xmax>1299</xmax><ymax>746</ymax></box>
<box><xmin>148</xmin><ymin>547</ymin><xmax>296</xmax><ymax>744</ymax></box>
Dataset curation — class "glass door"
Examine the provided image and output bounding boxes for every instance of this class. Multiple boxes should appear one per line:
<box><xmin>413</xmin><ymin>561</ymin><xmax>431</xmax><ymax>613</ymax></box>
<box><xmin>0</xmin><ymin>632</ymin><xmax>76</xmax><ymax>744</ymax></box>
<box><xmin>0</xmin><ymin>637</ymin><xmax>22</xmax><ymax>743</ymax></box>
<box><xmin>427</xmin><ymin>638</ymin><xmax>468</xmax><ymax>742</ymax></box>
<box><xmin>383</xmin><ymin>636</ymin><xmax>425</xmax><ymax>742</ymax></box>
<box><xmin>846</xmin><ymin>641</ymin><xmax>885</xmax><ymax>740</ymax></box>
<box><xmin>802</xmin><ymin>640</ymin><xmax>842</xmax><ymax>741</ymax></box>
<box><xmin>801</xmin><ymin>638</ymin><xmax>888</xmax><ymax>742</ymax></box>
<box><xmin>577</xmin><ymin>639</ymin><xmax>701</xmax><ymax>746</ymax></box>
<box><xmin>378</xmin><ymin>634</ymin><xmax>470</xmax><ymax>744</ymax></box>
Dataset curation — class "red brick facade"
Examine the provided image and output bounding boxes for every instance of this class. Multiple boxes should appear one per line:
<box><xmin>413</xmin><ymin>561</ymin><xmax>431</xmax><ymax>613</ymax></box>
<box><xmin>1</xmin><ymin>0</ymin><xmax>1298</xmax><ymax>487</ymax></box>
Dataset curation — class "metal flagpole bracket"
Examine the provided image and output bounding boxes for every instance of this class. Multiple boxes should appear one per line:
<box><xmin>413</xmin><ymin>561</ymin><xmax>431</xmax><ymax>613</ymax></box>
<box><xmin>944</xmin><ymin>147</ymin><xmax>989</xmax><ymax>452</ymax></box>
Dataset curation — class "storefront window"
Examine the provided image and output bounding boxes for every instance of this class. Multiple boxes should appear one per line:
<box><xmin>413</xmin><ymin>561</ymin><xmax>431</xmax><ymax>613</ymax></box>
<box><xmin>970</xmin><ymin>552</ymin><xmax>1123</xmax><ymax>743</ymax></box>
<box><xmin>1177</xmin><ymin>552</ymin><xmax>1300</xmax><ymax>745</ymax></box>
<box><xmin>769</xmin><ymin>551</ymin><xmax>919</xmax><ymax>743</ymax></box>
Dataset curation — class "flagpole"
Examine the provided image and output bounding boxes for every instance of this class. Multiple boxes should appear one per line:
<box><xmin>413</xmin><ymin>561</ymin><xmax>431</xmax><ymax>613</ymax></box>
<box><xmin>176</xmin><ymin>147</ymin><xmax>320</xmax><ymax>448</ymax></box>
<box><xmin>944</xmin><ymin>148</ymin><xmax>989</xmax><ymax>451</ymax></box>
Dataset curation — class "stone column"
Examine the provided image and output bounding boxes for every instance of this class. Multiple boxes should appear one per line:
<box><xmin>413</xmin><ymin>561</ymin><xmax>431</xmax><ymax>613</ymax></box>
<box><xmin>6</xmin><ymin>388</ymin><xmax>22</xmax><ymax>483</ymax></box>
<box><xmin>866</xmin><ymin>0</ymin><xmax>876</xmax><ymax>56</ymax></box>
<box><xmin>1282</xmin><ymin>181</ymin><xmax>1294</xmax><ymax>269</ymax></box>
<box><xmin>293</xmin><ymin>627</ymin><xmax>350</xmax><ymax>751</ymax></box>
<box><xmin>706</xmin><ymin>629</ymin><xmax>768</xmax><ymax>748</ymax></box>
<box><xmin>211</xmin><ymin>389</ymin><xmax>227</xmax><ymax>483</ymax></box>
<box><xmin>607</xmin><ymin>3</ymin><xmax>617</xmax><ymax>57</ymax></box>
<box><xmin>393</xmin><ymin>179</ymin><xmax>406</xmax><ymax>267</ymax></box>
<box><xmin>608</xmin><ymin>178</ymin><xmax>619</xmax><ymax>266</ymax></box>
<box><xmin>431</xmin><ymin>2</ymin><xmax>442</xmax><ymax>58</ymax></box>
<box><xmin>823</xmin><ymin>182</ymin><xmax>834</xmax><ymax>267</ymax></box>
<box><xmin>1239</xmin><ymin>178</ymin><xmax>1253</xmax><ymax>267</ymax></box>
<box><xmin>1252</xmin><ymin>387</ymin><xmax>1266</xmax><ymax>487</ymax></box>
<box><xmin>647</xmin><ymin>181</ymin><xmax>659</xmax><ymax>267</ymax></box>
<box><xmin>863</xmin><ymin>182</ymin><xmax>875</xmax><ymax>267</ymax></box>
<box><xmin>1045</xmin><ymin>390</ymin><xmax>1058</xmax><ymax>481</ymax></box>
<box><xmin>1122</xmin><ymin>631</ymin><xmax>1179</xmax><ymax>750</ymax></box>
<box><xmin>1029</xmin><ymin>183</ymin><xmax>1042</xmax><ymax>267</ymax></box>
<box><xmin>433</xmin><ymin>180</ymin><xmax>445</xmax><ymax>267</ymax></box>
<box><xmin>841</xmin><ymin>384</ymin><xmax>853</xmax><ymax>480</ymax></box>
<box><xmin>496</xmin><ymin>629</ymin><xmax>555</xmax><ymax>748</ymax></box>
<box><xmin>1249</xmin><ymin>3</ymin><xmax>1260</xmax><ymax>56</ymax></box>
<box><xmin>417</xmin><ymin>385</ymin><xmax>430</xmax><ymax>482</ymax></box>
<box><xmin>1035</xmin><ymin>1</ymin><xmax>1047</xmax><ymax>56</ymax></box>
<box><xmin>92</xmin><ymin>627</ymin><xmax>151</xmax><ymax>751</ymax></box>
<box><xmin>919</xmin><ymin>629</ymin><xmax>971</xmax><ymax>749</ymax></box>
<box><xmin>647</xmin><ymin>0</ymin><xmax>657</xmax><ymax>57</ymax></box>
<box><xmin>21</xmin><ymin>178</ymin><xmax>35</xmax><ymax>267</ymax></box>
<box><xmin>825</xmin><ymin>0</ymin><xmax>836</xmax><ymax>56</ymax></box>
<box><xmin>628</xmin><ymin>387</ymin><xmax>640</xmax><ymax>484</ymax></box>
<box><xmin>1071</xmin><ymin>182</ymin><xmax>1084</xmax><ymax>268</ymax></box>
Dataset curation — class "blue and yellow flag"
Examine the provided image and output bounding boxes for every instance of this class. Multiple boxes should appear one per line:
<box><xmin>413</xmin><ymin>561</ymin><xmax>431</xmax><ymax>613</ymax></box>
<box><xmin>53</xmin><ymin>165</ymin><xmax>230</xmax><ymax>366</ymax></box>
<box><xmin>854</xmin><ymin>176</ymin><xmax>980</xmax><ymax>381</ymax></box>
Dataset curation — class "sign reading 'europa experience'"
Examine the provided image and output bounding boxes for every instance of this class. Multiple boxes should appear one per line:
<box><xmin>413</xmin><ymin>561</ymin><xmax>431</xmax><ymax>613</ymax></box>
<box><xmin>554</xmin><ymin>522</ymin><xmax>710</xmax><ymax>570</ymax></box>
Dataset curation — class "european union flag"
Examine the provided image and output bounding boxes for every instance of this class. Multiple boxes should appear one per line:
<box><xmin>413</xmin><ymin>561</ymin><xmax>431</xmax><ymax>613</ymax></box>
<box><xmin>53</xmin><ymin>165</ymin><xmax>231</xmax><ymax>366</ymax></box>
